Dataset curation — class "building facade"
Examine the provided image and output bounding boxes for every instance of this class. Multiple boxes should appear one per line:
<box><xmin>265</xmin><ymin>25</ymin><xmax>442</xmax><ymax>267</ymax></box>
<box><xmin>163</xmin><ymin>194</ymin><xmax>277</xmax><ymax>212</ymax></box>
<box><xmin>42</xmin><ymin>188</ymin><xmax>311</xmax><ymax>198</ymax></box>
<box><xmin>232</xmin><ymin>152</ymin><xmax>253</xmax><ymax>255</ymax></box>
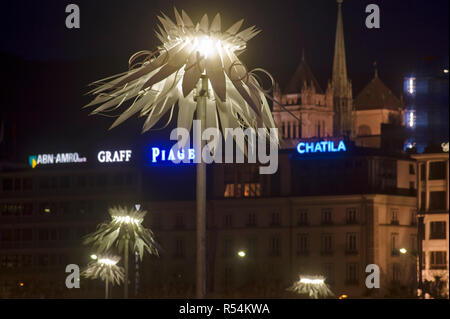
<box><xmin>413</xmin><ymin>151</ymin><xmax>449</xmax><ymax>298</ymax></box>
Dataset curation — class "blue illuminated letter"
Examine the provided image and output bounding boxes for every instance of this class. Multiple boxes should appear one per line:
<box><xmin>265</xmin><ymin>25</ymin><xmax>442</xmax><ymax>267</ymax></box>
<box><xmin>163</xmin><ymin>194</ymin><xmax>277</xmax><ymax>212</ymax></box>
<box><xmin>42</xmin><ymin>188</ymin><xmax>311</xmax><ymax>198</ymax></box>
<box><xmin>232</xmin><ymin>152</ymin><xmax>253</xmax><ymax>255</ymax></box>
<box><xmin>297</xmin><ymin>143</ymin><xmax>306</xmax><ymax>154</ymax></box>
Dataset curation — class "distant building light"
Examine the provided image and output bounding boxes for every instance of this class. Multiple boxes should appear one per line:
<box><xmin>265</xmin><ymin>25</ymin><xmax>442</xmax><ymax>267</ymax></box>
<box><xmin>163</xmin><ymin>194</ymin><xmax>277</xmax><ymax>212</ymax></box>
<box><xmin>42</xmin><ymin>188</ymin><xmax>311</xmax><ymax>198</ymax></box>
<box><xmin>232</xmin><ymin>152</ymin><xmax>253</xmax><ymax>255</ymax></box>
<box><xmin>405</xmin><ymin>77</ymin><xmax>416</xmax><ymax>95</ymax></box>
<box><xmin>406</xmin><ymin>110</ymin><xmax>416</xmax><ymax>128</ymax></box>
<box><xmin>399</xmin><ymin>248</ymin><xmax>407</xmax><ymax>254</ymax></box>
<box><xmin>442</xmin><ymin>142</ymin><xmax>449</xmax><ymax>152</ymax></box>
<box><xmin>338</xmin><ymin>294</ymin><xmax>348</xmax><ymax>299</ymax></box>
<box><xmin>19</xmin><ymin>282</ymin><xmax>24</xmax><ymax>287</ymax></box>
<box><xmin>444</xmin><ymin>69</ymin><xmax>449</xmax><ymax>74</ymax></box>
<box><xmin>44</xmin><ymin>208</ymin><xmax>51</xmax><ymax>213</ymax></box>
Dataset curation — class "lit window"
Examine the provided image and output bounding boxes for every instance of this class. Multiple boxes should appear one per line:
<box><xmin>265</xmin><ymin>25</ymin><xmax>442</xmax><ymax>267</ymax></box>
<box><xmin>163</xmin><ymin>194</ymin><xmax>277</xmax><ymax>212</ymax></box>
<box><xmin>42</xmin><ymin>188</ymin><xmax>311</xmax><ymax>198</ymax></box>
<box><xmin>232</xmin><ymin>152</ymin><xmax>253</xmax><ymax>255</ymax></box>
<box><xmin>405</xmin><ymin>77</ymin><xmax>416</xmax><ymax>95</ymax></box>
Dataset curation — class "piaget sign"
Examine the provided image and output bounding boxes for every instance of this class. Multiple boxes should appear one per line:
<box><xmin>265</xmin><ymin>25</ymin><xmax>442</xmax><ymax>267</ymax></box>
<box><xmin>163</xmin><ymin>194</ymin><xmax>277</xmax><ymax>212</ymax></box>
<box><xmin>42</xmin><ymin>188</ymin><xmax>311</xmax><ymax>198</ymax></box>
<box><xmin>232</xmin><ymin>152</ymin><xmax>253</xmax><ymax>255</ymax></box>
<box><xmin>29</xmin><ymin>153</ymin><xmax>87</xmax><ymax>168</ymax></box>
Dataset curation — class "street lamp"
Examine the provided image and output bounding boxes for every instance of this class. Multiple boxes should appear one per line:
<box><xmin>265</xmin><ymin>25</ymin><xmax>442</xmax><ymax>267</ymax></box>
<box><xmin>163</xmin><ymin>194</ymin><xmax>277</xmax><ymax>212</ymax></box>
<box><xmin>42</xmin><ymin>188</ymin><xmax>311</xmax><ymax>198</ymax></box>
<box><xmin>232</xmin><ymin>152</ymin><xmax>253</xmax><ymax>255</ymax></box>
<box><xmin>237</xmin><ymin>250</ymin><xmax>246</xmax><ymax>258</ymax></box>
<box><xmin>288</xmin><ymin>275</ymin><xmax>334</xmax><ymax>299</ymax></box>
<box><xmin>83</xmin><ymin>206</ymin><xmax>160</xmax><ymax>299</ymax></box>
<box><xmin>82</xmin><ymin>254</ymin><xmax>124</xmax><ymax>299</ymax></box>
<box><xmin>400</xmin><ymin>248</ymin><xmax>408</xmax><ymax>254</ymax></box>
<box><xmin>84</xmin><ymin>9</ymin><xmax>278</xmax><ymax>299</ymax></box>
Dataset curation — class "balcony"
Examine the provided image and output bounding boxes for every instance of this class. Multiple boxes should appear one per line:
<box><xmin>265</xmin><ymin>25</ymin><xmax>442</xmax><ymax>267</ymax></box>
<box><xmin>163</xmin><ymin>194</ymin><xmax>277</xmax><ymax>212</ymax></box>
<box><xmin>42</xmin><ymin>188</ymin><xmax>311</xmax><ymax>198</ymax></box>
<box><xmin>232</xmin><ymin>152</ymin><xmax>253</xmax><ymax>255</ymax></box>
<box><xmin>296</xmin><ymin>250</ymin><xmax>310</xmax><ymax>257</ymax></box>
<box><xmin>320</xmin><ymin>250</ymin><xmax>334</xmax><ymax>256</ymax></box>
<box><xmin>345</xmin><ymin>279</ymin><xmax>359</xmax><ymax>286</ymax></box>
<box><xmin>345</xmin><ymin>249</ymin><xmax>359</xmax><ymax>256</ymax></box>
<box><xmin>429</xmin><ymin>233</ymin><xmax>446</xmax><ymax>240</ymax></box>
<box><xmin>430</xmin><ymin>264</ymin><xmax>447</xmax><ymax>270</ymax></box>
<box><xmin>391</xmin><ymin>250</ymin><xmax>400</xmax><ymax>256</ymax></box>
<box><xmin>390</xmin><ymin>220</ymin><xmax>400</xmax><ymax>225</ymax></box>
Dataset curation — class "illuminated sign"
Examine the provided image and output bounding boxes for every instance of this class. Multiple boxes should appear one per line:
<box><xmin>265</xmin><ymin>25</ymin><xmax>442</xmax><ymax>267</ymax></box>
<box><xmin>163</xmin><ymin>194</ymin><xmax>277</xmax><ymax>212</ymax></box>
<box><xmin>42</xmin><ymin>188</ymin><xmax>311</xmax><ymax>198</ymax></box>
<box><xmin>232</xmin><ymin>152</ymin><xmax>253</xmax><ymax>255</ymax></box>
<box><xmin>97</xmin><ymin>150</ymin><xmax>132</xmax><ymax>163</ymax></box>
<box><xmin>151</xmin><ymin>147</ymin><xmax>196</xmax><ymax>163</ymax></box>
<box><xmin>28</xmin><ymin>153</ymin><xmax>87</xmax><ymax>168</ymax></box>
<box><xmin>296</xmin><ymin>140</ymin><xmax>347</xmax><ymax>154</ymax></box>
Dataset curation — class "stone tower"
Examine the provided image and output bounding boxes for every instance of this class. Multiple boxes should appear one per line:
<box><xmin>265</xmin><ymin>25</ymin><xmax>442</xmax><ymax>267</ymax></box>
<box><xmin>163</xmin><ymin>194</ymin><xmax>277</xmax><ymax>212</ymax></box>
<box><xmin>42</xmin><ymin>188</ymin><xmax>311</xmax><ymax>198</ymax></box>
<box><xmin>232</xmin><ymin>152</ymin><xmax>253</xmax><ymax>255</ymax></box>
<box><xmin>332</xmin><ymin>0</ymin><xmax>354</xmax><ymax>138</ymax></box>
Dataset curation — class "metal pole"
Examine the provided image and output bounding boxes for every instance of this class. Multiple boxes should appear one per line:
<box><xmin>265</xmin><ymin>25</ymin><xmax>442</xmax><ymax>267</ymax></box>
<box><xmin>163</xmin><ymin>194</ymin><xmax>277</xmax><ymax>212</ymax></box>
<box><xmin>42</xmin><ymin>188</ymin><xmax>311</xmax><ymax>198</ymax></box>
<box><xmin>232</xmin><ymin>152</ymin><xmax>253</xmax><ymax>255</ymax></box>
<box><xmin>124</xmin><ymin>236</ymin><xmax>129</xmax><ymax>299</ymax></box>
<box><xmin>105</xmin><ymin>279</ymin><xmax>109</xmax><ymax>299</ymax></box>
<box><xmin>196</xmin><ymin>74</ymin><xmax>207</xmax><ymax>299</ymax></box>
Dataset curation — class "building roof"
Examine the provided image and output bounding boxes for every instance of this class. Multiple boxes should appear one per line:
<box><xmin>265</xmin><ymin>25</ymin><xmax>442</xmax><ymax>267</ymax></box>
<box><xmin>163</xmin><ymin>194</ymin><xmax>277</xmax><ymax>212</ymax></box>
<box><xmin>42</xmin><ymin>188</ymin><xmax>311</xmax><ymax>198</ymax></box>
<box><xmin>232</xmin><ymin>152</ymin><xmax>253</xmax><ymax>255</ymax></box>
<box><xmin>284</xmin><ymin>56</ymin><xmax>323</xmax><ymax>94</ymax></box>
<box><xmin>354</xmin><ymin>72</ymin><xmax>403</xmax><ymax>111</ymax></box>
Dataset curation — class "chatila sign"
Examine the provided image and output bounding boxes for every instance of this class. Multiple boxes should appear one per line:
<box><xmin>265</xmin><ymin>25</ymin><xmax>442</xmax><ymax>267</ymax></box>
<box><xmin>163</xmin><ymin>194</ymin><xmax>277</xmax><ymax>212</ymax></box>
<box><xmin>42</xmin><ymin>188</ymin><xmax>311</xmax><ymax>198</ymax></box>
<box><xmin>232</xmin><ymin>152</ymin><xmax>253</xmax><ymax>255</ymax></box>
<box><xmin>297</xmin><ymin>140</ymin><xmax>347</xmax><ymax>155</ymax></box>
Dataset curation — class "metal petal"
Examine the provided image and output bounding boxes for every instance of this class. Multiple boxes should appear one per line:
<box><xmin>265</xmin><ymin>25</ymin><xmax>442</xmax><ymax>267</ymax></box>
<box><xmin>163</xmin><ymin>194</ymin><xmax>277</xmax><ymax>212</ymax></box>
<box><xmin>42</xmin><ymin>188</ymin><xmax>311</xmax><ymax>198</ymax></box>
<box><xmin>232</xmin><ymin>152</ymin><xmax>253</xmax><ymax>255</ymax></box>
<box><xmin>225</xmin><ymin>19</ymin><xmax>244</xmax><ymax>35</ymax></box>
<box><xmin>210</xmin><ymin>13</ymin><xmax>221</xmax><ymax>32</ymax></box>
<box><xmin>205</xmin><ymin>50</ymin><xmax>226</xmax><ymax>102</ymax></box>
<box><xmin>199</xmin><ymin>14</ymin><xmax>209</xmax><ymax>32</ymax></box>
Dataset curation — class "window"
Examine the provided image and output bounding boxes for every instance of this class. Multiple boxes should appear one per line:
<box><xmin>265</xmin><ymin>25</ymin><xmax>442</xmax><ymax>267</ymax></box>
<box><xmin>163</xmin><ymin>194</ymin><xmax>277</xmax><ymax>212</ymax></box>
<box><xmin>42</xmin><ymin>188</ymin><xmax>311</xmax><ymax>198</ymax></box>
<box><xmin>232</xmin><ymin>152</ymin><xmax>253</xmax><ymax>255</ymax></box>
<box><xmin>420</xmin><ymin>163</ymin><xmax>425</xmax><ymax>181</ymax></box>
<box><xmin>346</xmin><ymin>233</ymin><xmax>358</xmax><ymax>254</ymax></box>
<box><xmin>297</xmin><ymin>209</ymin><xmax>308</xmax><ymax>226</ymax></box>
<box><xmin>38</xmin><ymin>229</ymin><xmax>49</xmax><ymax>241</ymax></box>
<box><xmin>430</xmin><ymin>251</ymin><xmax>447</xmax><ymax>269</ymax></box>
<box><xmin>224</xmin><ymin>266</ymin><xmax>233</xmax><ymax>289</ymax></box>
<box><xmin>2</xmin><ymin>179</ymin><xmax>13</xmax><ymax>192</ymax></box>
<box><xmin>22</xmin><ymin>229</ymin><xmax>32</xmax><ymax>241</ymax></box>
<box><xmin>174</xmin><ymin>215</ymin><xmax>185</xmax><ymax>229</ymax></box>
<box><xmin>410</xmin><ymin>209</ymin><xmax>417</xmax><ymax>226</ymax></box>
<box><xmin>391</xmin><ymin>233</ymin><xmax>399</xmax><ymax>256</ymax></box>
<box><xmin>429</xmin><ymin>161</ymin><xmax>446</xmax><ymax>180</ymax></box>
<box><xmin>410</xmin><ymin>234</ymin><xmax>417</xmax><ymax>254</ymax></box>
<box><xmin>390</xmin><ymin>209</ymin><xmax>399</xmax><ymax>225</ymax></box>
<box><xmin>175</xmin><ymin>238</ymin><xmax>185</xmax><ymax>258</ymax></box>
<box><xmin>409</xmin><ymin>164</ymin><xmax>415</xmax><ymax>175</ymax></box>
<box><xmin>244</xmin><ymin>183</ymin><xmax>261</xmax><ymax>197</ymax></box>
<box><xmin>23</xmin><ymin>178</ymin><xmax>32</xmax><ymax>191</ymax></box>
<box><xmin>60</xmin><ymin>176</ymin><xmax>70</xmax><ymax>188</ymax></box>
<box><xmin>321</xmin><ymin>234</ymin><xmax>333</xmax><ymax>255</ymax></box>
<box><xmin>346</xmin><ymin>208</ymin><xmax>358</xmax><ymax>224</ymax></box>
<box><xmin>224</xmin><ymin>214</ymin><xmax>232</xmax><ymax>228</ymax></box>
<box><xmin>296</xmin><ymin>234</ymin><xmax>309</xmax><ymax>256</ymax></box>
<box><xmin>23</xmin><ymin>203</ymin><xmax>33</xmax><ymax>216</ymax></box>
<box><xmin>224</xmin><ymin>184</ymin><xmax>235</xmax><ymax>198</ymax></box>
<box><xmin>392</xmin><ymin>263</ymin><xmax>401</xmax><ymax>282</ymax></box>
<box><xmin>270</xmin><ymin>211</ymin><xmax>280</xmax><ymax>226</ymax></box>
<box><xmin>321</xmin><ymin>209</ymin><xmax>333</xmax><ymax>225</ymax></box>
<box><xmin>429</xmin><ymin>221</ymin><xmax>446</xmax><ymax>239</ymax></box>
<box><xmin>346</xmin><ymin>263</ymin><xmax>359</xmax><ymax>285</ymax></box>
<box><xmin>247</xmin><ymin>237</ymin><xmax>258</xmax><ymax>258</ymax></box>
<box><xmin>429</xmin><ymin>192</ymin><xmax>446</xmax><ymax>210</ymax></box>
<box><xmin>223</xmin><ymin>239</ymin><xmax>233</xmax><ymax>258</ymax></box>
<box><xmin>14</xmin><ymin>179</ymin><xmax>21</xmax><ymax>191</ymax></box>
<box><xmin>247</xmin><ymin>213</ymin><xmax>256</xmax><ymax>227</ymax></box>
<box><xmin>322</xmin><ymin>263</ymin><xmax>334</xmax><ymax>284</ymax></box>
<box><xmin>269</xmin><ymin>235</ymin><xmax>281</xmax><ymax>257</ymax></box>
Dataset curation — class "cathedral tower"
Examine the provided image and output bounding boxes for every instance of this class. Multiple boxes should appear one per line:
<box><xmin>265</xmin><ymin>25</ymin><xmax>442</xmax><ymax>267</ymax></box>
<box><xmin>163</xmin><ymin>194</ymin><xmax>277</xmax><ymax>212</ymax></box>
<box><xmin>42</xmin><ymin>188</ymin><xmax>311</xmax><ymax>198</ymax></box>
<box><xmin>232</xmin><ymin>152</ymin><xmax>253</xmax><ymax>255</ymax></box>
<box><xmin>332</xmin><ymin>0</ymin><xmax>354</xmax><ymax>137</ymax></box>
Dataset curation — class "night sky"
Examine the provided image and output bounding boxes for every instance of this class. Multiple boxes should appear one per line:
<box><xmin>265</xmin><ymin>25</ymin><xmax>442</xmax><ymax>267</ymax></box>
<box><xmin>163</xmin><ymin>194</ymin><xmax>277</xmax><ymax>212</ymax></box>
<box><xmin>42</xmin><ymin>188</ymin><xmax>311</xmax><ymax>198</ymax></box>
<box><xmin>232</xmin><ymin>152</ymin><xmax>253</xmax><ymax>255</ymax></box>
<box><xmin>0</xmin><ymin>0</ymin><xmax>448</xmax><ymax>159</ymax></box>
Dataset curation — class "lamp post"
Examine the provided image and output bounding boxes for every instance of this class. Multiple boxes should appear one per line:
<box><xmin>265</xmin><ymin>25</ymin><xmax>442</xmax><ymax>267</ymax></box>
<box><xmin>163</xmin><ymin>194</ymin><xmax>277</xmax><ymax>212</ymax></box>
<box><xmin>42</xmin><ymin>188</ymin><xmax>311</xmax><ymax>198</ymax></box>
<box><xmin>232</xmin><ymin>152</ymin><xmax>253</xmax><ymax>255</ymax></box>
<box><xmin>84</xmin><ymin>9</ymin><xmax>278</xmax><ymax>299</ymax></box>
<box><xmin>83</xmin><ymin>255</ymin><xmax>124</xmax><ymax>299</ymax></box>
<box><xmin>83</xmin><ymin>206</ymin><xmax>159</xmax><ymax>299</ymax></box>
<box><xmin>195</xmin><ymin>74</ymin><xmax>208</xmax><ymax>299</ymax></box>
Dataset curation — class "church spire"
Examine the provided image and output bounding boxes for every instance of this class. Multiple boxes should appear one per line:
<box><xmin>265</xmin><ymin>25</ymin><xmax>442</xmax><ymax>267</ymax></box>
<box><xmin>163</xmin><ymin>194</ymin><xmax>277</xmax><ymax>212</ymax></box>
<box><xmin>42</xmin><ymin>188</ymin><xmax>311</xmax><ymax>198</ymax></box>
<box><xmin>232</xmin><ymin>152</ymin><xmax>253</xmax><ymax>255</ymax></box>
<box><xmin>332</xmin><ymin>0</ymin><xmax>348</xmax><ymax>96</ymax></box>
<box><xmin>332</xmin><ymin>0</ymin><xmax>354</xmax><ymax>138</ymax></box>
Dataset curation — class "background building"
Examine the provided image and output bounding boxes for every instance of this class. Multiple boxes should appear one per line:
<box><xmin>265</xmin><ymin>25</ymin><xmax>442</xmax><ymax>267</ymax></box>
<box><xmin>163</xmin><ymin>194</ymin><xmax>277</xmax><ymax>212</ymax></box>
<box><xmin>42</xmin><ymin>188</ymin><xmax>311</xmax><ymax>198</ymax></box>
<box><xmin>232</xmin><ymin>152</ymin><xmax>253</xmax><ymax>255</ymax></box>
<box><xmin>413</xmin><ymin>151</ymin><xmax>449</xmax><ymax>298</ymax></box>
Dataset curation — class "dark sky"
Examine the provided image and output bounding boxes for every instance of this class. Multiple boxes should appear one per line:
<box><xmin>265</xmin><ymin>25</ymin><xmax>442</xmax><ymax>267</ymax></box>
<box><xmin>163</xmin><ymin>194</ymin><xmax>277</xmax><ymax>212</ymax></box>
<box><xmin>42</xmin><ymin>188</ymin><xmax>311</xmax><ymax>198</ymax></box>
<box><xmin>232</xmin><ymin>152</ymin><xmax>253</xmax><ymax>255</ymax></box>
<box><xmin>0</xmin><ymin>0</ymin><xmax>448</xmax><ymax>158</ymax></box>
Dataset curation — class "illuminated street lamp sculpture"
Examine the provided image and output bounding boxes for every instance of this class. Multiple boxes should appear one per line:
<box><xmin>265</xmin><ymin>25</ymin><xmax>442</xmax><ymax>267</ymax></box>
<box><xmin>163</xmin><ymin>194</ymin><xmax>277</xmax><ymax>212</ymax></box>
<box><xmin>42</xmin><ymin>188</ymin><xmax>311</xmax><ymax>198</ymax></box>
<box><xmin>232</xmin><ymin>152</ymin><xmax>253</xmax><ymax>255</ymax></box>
<box><xmin>288</xmin><ymin>275</ymin><xmax>334</xmax><ymax>299</ymax></box>
<box><xmin>83</xmin><ymin>206</ymin><xmax>159</xmax><ymax>299</ymax></box>
<box><xmin>84</xmin><ymin>9</ymin><xmax>278</xmax><ymax>299</ymax></box>
<box><xmin>82</xmin><ymin>255</ymin><xmax>124</xmax><ymax>299</ymax></box>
